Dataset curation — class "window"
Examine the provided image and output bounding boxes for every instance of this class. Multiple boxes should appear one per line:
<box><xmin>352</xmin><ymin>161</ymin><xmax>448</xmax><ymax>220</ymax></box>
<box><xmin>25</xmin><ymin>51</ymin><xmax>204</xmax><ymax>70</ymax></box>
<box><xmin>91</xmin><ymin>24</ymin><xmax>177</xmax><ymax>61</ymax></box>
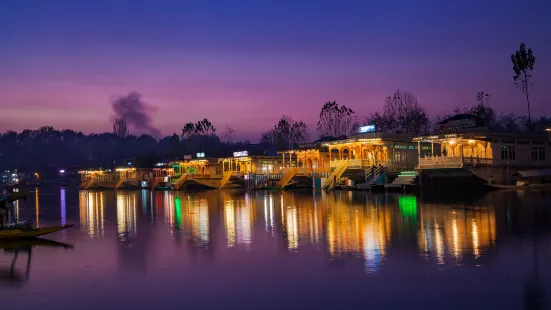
<box><xmin>532</xmin><ymin>146</ymin><xmax>546</xmax><ymax>161</ymax></box>
<box><xmin>394</xmin><ymin>151</ymin><xmax>407</xmax><ymax>162</ymax></box>
<box><xmin>500</xmin><ymin>145</ymin><xmax>516</xmax><ymax>161</ymax></box>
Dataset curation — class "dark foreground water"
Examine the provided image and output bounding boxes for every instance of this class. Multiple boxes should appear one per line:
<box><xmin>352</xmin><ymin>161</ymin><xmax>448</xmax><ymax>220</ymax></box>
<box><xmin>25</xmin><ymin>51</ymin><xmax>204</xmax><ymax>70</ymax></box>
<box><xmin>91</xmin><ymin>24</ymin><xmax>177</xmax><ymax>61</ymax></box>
<box><xmin>2</xmin><ymin>187</ymin><xmax>551</xmax><ymax>310</ymax></box>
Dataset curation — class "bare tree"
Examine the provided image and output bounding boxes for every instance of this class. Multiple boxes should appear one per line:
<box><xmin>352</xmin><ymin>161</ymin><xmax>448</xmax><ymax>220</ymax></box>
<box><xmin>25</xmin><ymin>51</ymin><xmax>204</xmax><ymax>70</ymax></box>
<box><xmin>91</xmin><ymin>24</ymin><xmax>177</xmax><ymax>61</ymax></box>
<box><xmin>113</xmin><ymin>118</ymin><xmax>129</xmax><ymax>138</ymax></box>
<box><xmin>220</xmin><ymin>125</ymin><xmax>236</xmax><ymax>143</ymax></box>
<box><xmin>475</xmin><ymin>92</ymin><xmax>491</xmax><ymax>106</ymax></box>
<box><xmin>262</xmin><ymin>115</ymin><xmax>310</xmax><ymax>150</ymax></box>
<box><xmin>367</xmin><ymin>90</ymin><xmax>429</xmax><ymax>134</ymax></box>
<box><xmin>511</xmin><ymin>43</ymin><xmax>536</xmax><ymax>124</ymax></box>
<box><xmin>316</xmin><ymin>101</ymin><xmax>357</xmax><ymax>137</ymax></box>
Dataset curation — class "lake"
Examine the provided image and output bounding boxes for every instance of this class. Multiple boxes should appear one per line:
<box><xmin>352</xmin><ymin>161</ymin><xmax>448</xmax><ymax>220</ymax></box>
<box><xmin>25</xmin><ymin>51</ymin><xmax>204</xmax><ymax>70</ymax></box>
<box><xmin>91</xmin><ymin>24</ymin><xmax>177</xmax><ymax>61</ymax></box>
<box><xmin>1</xmin><ymin>187</ymin><xmax>551</xmax><ymax>310</ymax></box>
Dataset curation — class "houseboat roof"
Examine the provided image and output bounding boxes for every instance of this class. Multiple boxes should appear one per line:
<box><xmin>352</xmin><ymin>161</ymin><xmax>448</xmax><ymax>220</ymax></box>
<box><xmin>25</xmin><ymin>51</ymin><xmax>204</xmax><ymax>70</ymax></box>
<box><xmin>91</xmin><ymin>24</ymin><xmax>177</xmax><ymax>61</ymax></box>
<box><xmin>439</xmin><ymin>113</ymin><xmax>476</xmax><ymax>124</ymax></box>
<box><xmin>170</xmin><ymin>159</ymin><xmax>213</xmax><ymax>165</ymax></box>
<box><xmin>290</xmin><ymin>136</ymin><xmax>344</xmax><ymax>151</ymax></box>
<box><xmin>516</xmin><ymin>169</ymin><xmax>551</xmax><ymax>178</ymax></box>
<box><xmin>78</xmin><ymin>169</ymin><xmax>112</xmax><ymax>174</ymax></box>
<box><xmin>322</xmin><ymin>132</ymin><xmax>414</xmax><ymax>146</ymax></box>
<box><xmin>218</xmin><ymin>155</ymin><xmax>281</xmax><ymax>161</ymax></box>
<box><xmin>414</xmin><ymin>131</ymin><xmax>551</xmax><ymax>143</ymax></box>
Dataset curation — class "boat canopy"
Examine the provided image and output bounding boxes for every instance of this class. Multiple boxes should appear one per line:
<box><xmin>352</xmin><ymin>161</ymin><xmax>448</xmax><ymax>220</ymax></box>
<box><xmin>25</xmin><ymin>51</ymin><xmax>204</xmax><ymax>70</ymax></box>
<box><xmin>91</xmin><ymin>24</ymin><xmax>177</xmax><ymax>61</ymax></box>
<box><xmin>517</xmin><ymin>169</ymin><xmax>551</xmax><ymax>178</ymax></box>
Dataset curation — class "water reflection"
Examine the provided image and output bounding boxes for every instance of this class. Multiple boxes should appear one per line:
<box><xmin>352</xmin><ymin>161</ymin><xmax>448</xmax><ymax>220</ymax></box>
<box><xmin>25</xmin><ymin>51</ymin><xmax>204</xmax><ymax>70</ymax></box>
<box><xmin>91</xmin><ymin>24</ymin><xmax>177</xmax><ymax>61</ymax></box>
<box><xmin>418</xmin><ymin>204</ymin><xmax>496</xmax><ymax>264</ymax></box>
<box><xmin>35</xmin><ymin>189</ymin><xmax>39</xmax><ymax>227</ymax></box>
<box><xmin>224</xmin><ymin>196</ymin><xmax>254</xmax><ymax>249</ymax></box>
<box><xmin>0</xmin><ymin>239</ymin><xmax>73</xmax><ymax>288</ymax></box>
<box><xmin>325</xmin><ymin>194</ymin><xmax>391</xmax><ymax>272</ymax></box>
<box><xmin>79</xmin><ymin>191</ymin><xmax>105</xmax><ymax>238</ymax></box>
<box><xmin>76</xmin><ymin>190</ymin><xmax>503</xmax><ymax>273</ymax></box>
<box><xmin>116</xmin><ymin>191</ymin><xmax>137</xmax><ymax>245</ymax></box>
<box><xmin>60</xmin><ymin>188</ymin><xmax>66</xmax><ymax>226</ymax></box>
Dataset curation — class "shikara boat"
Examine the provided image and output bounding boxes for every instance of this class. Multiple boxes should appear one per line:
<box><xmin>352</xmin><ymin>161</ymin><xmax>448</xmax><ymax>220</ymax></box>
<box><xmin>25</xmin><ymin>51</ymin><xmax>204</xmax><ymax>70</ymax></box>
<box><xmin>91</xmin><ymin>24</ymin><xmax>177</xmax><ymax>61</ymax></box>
<box><xmin>0</xmin><ymin>224</ymin><xmax>74</xmax><ymax>240</ymax></box>
<box><xmin>0</xmin><ymin>192</ymin><xmax>27</xmax><ymax>203</ymax></box>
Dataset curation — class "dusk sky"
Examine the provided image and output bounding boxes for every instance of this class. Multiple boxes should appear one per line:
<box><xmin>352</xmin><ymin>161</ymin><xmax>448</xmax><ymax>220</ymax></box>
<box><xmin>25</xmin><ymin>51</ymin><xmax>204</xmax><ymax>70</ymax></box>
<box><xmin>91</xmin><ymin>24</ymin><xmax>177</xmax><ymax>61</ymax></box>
<box><xmin>1</xmin><ymin>0</ymin><xmax>550</xmax><ymax>140</ymax></box>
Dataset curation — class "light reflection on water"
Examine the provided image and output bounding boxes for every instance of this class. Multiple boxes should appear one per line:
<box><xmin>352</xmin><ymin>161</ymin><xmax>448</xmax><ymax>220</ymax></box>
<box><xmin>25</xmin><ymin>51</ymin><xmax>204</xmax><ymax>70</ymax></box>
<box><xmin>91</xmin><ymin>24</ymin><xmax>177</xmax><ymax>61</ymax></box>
<box><xmin>5</xmin><ymin>188</ymin><xmax>551</xmax><ymax>310</ymax></box>
<box><xmin>75</xmin><ymin>190</ymin><xmax>500</xmax><ymax>272</ymax></box>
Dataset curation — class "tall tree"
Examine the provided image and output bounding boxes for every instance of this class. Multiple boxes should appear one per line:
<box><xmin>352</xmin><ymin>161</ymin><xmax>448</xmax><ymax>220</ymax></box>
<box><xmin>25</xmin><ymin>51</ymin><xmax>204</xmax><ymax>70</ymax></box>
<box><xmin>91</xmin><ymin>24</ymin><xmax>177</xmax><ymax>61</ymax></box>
<box><xmin>181</xmin><ymin>122</ymin><xmax>195</xmax><ymax>139</ymax></box>
<box><xmin>262</xmin><ymin>116</ymin><xmax>310</xmax><ymax>150</ymax></box>
<box><xmin>511</xmin><ymin>43</ymin><xmax>536</xmax><ymax>124</ymax></box>
<box><xmin>196</xmin><ymin>119</ymin><xmax>216</xmax><ymax>136</ymax></box>
<box><xmin>113</xmin><ymin>118</ymin><xmax>129</xmax><ymax>138</ymax></box>
<box><xmin>367</xmin><ymin>90</ymin><xmax>430</xmax><ymax>134</ymax></box>
<box><xmin>316</xmin><ymin>101</ymin><xmax>357</xmax><ymax>137</ymax></box>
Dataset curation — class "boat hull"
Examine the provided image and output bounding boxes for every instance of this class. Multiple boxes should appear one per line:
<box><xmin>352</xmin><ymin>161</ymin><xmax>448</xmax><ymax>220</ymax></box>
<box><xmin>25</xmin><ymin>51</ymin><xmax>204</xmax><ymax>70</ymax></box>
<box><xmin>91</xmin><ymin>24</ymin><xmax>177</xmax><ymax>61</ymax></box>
<box><xmin>0</xmin><ymin>224</ymin><xmax>74</xmax><ymax>240</ymax></box>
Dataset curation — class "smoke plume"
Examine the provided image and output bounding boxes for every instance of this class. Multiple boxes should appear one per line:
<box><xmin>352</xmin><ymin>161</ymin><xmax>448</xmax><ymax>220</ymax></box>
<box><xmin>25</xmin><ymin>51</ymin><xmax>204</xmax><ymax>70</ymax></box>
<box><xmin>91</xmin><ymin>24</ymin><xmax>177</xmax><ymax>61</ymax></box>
<box><xmin>111</xmin><ymin>92</ymin><xmax>161</xmax><ymax>137</ymax></box>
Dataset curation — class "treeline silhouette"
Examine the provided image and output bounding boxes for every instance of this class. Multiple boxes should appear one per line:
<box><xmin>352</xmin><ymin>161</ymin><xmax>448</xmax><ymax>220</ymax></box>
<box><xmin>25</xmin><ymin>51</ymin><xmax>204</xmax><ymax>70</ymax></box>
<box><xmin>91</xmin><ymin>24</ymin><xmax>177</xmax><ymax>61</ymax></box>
<box><xmin>0</xmin><ymin>126</ymin><xmax>252</xmax><ymax>175</ymax></box>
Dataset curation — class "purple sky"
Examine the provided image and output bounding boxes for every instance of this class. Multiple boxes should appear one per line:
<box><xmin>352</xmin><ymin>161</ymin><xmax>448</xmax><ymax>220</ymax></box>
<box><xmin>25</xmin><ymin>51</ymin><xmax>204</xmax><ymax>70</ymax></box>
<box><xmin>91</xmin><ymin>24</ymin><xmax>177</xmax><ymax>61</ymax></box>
<box><xmin>1</xmin><ymin>0</ymin><xmax>550</xmax><ymax>140</ymax></box>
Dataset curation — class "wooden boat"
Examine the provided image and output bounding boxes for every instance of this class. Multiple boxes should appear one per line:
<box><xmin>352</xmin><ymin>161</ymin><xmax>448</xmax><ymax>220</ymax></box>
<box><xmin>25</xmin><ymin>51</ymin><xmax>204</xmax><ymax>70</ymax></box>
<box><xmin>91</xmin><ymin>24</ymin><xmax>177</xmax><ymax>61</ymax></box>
<box><xmin>0</xmin><ymin>192</ymin><xmax>27</xmax><ymax>203</ymax></box>
<box><xmin>485</xmin><ymin>184</ymin><xmax>521</xmax><ymax>190</ymax></box>
<box><xmin>0</xmin><ymin>224</ymin><xmax>74</xmax><ymax>240</ymax></box>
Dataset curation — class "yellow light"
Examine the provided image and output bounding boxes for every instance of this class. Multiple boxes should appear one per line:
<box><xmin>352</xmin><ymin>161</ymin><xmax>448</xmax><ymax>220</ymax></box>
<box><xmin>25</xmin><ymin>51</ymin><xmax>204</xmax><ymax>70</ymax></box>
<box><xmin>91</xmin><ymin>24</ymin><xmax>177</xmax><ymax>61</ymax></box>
<box><xmin>468</xmin><ymin>139</ymin><xmax>474</xmax><ymax>144</ymax></box>
<box><xmin>449</xmin><ymin>140</ymin><xmax>456</xmax><ymax>145</ymax></box>
<box><xmin>115</xmin><ymin>167</ymin><xmax>136</xmax><ymax>172</ymax></box>
<box><xmin>545</xmin><ymin>127</ymin><xmax>551</xmax><ymax>132</ymax></box>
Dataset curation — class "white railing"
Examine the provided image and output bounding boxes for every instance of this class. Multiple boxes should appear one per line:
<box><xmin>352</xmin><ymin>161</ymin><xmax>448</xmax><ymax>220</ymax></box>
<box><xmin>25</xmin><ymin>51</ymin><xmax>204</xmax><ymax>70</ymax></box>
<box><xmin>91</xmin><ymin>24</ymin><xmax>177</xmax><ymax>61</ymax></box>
<box><xmin>418</xmin><ymin>156</ymin><xmax>464</xmax><ymax>169</ymax></box>
<box><xmin>418</xmin><ymin>156</ymin><xmax>494</xmax><ymax>169</ymax></box>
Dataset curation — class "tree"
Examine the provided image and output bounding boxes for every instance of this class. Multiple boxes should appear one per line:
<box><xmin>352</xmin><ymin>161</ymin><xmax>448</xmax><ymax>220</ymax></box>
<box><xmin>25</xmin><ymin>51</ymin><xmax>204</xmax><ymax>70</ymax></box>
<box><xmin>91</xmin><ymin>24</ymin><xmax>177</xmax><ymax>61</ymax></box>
<box><xmin>475</xmin><ymin>92</ymin><xmax>491</xmax><ymax>106</ymax></box>
<box><xmin>181</xmin><ymin>123</ymin><xmax>195</xmax><ymax>139</ymax></box>
<box><xmin>496</xmin><ymin>113</ymin><xmax>526</xmax><ymax>133</ymax></box>
<box><xmin>181</xmin><ymin>119</ymin><xmax>216</xmax><ymax>139</ymax></box>
<box><xmin>453</xmin><ymin>93</ymin><xmax>497</xmax><ymax>129</ymax></box>
<box><xmin>511</xmin><ymin>43</ymin><xmax>536</xmax><ymax>124</ymax></box>
<box><xmin>317</xmin><ymin>101</ymin><xmax>357</xmax><ymax>137</ymax></box>
<box><xmin>113</xmin><ymin>118</ymin><xmax>129</xmax><ymax>138</ymax></box>
<box><xmin>367</xmin><ymin>89</ymin><xmax>430</xmax><ymax>134</ymax></box>
<box><xmin>195</xmin><ymin>119</ymin><xmax>216</xmax><ymax>136</ymax></box>
<box><xmin>262</xmin><ymin>116</ymin><xmax>310</xmax><ymax>150</ymax></box>
<box><xmin>220</xmin><ymin>125</ymin><xmax>236</xmax><ymax>143</ymax></box>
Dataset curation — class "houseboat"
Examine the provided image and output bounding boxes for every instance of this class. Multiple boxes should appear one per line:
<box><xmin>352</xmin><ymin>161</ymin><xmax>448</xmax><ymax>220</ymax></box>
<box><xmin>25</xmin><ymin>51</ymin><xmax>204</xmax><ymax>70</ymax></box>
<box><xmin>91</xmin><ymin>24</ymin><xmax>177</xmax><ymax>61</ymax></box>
<box><xmin>276</xmin><ymin>137</ymin><xmax>334</xmax><ymax>189</ymax></box>
<box><xmin>415</xmin><ymin>114</ymin><xmax>551</xmax><ymax>189</ymax></box>
<box><xmin>79</xmin><ymin>167</ymin><xmax>153</xmax><ymax>190</ymax></box>
<box><xmin>218</xmin><ymin>150</ymin><xmax>284</xmax><ymax>189</ymax></box>
<box><xmin>320</xmin><ymin>126</ymin><xmax>419</xmax><ymax>190</ymax></box>
<box><xmin>169</xmin><ymin>158</ymin><xmax>230</xmax><ymax>190</ymax></box>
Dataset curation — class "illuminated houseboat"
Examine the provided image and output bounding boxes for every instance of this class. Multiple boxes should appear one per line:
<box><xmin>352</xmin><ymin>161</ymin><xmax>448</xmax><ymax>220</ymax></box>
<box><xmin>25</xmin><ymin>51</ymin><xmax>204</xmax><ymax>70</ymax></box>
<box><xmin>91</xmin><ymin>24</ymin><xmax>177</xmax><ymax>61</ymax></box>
<box><xmin>169</xmin><ymin>158</ymin><xmax>229</xmax><ymax>190</ymax></box>
<box><xmin>320</xmin><ymin>125</ymin><xmax>419</xmax><ymax>190</ymax></box>
<box><xmin>79</xmin><ymin>167</ymin><xmax>164</xmax><ymax>190</ymax></box>
<box><xmin>276</xmin><ymin>137</ymin><xmax>334</xmax><ymax>189</ymax></box>
<box><xmin>415</xmin><ymin>114</ymin><xmax>551</xmax><ymax>188</ymax></box>
<box><xmin>218</xmin><ymin>150</ymin><xmax>284</xmax><ymax>189</ymax></box>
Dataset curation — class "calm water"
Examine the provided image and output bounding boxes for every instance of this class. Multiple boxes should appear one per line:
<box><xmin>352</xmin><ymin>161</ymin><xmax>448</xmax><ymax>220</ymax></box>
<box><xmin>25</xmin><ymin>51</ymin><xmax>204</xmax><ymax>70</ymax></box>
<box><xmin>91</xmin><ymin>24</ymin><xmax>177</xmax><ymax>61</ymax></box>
<box><xmin>2</xmin><ymin>187</ymin><xmax>551</xmax><ymax>310</ymax></box>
